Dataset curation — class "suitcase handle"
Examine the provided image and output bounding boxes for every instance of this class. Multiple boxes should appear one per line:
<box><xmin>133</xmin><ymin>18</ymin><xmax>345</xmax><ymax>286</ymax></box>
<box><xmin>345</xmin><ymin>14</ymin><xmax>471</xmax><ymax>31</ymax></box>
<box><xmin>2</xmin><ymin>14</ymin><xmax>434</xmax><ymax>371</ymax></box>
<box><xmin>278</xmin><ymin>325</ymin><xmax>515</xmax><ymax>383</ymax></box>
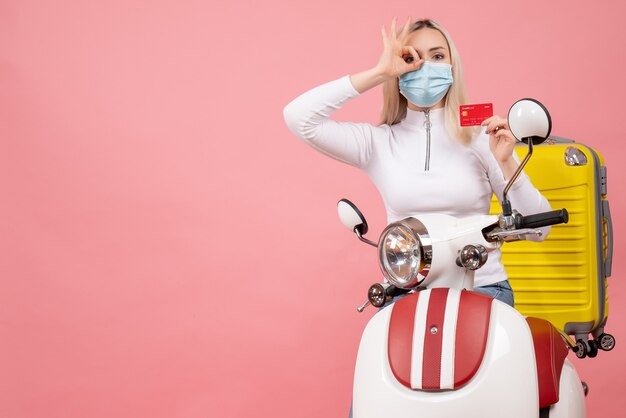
<box><xmin>515</xmin><ymin>209</ymin><xmax>569</xmax><ymax>229</ymax></box>
<box><xmin>603</xmin><ymin>200</ymin><xmax>613</xmax><ymax>277</ymax></box>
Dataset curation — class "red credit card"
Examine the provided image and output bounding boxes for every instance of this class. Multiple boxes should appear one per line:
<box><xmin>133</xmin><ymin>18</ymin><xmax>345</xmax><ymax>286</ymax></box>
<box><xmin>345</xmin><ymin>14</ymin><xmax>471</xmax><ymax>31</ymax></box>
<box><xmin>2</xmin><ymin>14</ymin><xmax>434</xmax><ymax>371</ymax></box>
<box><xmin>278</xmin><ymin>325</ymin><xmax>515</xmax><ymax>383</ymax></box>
<box><xmin>460</xmin><ymin>103</ymin><xmax>493</xmax><ymax>126</ymax></box>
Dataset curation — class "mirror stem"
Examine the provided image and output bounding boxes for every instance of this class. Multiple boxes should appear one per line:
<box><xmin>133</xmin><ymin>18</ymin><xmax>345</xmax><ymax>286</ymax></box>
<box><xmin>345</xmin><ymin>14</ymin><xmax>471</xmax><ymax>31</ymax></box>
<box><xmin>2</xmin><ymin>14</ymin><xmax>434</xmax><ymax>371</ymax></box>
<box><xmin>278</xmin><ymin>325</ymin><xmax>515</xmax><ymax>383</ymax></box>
<box><xmin>355</xmin><ymin>228</ymin><xmax>378</xmax><ymax>248</ymax></box>
<box><xmin>501</xmin><ymin>139</ymin><xmax>534</xmax><ymax>216</ymax></box>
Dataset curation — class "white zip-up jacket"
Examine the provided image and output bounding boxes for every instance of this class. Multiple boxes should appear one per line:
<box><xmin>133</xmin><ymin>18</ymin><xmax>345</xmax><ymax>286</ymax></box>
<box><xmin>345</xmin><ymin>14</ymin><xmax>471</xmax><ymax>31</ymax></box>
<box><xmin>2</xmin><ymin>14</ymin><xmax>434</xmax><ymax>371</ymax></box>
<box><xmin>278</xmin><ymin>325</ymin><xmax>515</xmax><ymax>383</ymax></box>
<box><xmin>283</xmin><ymin>75</ymin><xmax>551</xmax><ymax>287</ymax></box>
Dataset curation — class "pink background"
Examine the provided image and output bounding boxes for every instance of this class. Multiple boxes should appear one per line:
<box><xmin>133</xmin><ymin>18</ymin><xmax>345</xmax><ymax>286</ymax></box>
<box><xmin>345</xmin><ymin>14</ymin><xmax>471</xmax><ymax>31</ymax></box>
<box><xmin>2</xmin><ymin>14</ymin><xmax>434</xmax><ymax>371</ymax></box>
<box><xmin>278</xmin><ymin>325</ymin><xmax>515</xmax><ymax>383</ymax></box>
<box><xmin>1</xmin><ymin>0</ymin><xmax>625</xmax><ymax>417</ymax></box>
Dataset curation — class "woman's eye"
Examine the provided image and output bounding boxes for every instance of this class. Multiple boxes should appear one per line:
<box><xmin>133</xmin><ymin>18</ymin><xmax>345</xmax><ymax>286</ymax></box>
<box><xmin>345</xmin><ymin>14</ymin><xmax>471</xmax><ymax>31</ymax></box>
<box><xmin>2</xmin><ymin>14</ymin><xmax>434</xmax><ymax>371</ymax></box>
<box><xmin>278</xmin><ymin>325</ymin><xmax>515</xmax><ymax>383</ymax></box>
<box><xmin>433</xmin><ymin>54</ymin><xmax>445</xmax><ymax>60</ymax></box>
<box><xmin>403</xmin><ymin>55</ymin><xmax>415</xmax><ymax>64</ymax></box>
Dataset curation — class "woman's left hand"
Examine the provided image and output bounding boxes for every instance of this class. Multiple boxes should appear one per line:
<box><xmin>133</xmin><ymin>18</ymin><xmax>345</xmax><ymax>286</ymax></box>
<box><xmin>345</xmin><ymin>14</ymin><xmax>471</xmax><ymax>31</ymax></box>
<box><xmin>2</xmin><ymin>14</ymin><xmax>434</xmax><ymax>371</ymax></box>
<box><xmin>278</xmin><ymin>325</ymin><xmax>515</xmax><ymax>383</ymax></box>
<box><xmin>482</xmin><ymin>115</ymin><xmax>517</xmax><ymax>164</ymax></box>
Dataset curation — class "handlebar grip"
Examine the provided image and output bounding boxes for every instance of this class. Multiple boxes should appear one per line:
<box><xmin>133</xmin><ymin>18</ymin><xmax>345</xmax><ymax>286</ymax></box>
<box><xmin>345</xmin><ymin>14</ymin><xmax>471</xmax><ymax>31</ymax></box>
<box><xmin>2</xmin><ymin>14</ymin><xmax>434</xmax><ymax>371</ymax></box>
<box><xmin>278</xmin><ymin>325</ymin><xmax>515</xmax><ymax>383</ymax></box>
<box><xmin>515</xmin><ymin>209</ymin><xmax>569</xmax><ymax>229</ymax></box>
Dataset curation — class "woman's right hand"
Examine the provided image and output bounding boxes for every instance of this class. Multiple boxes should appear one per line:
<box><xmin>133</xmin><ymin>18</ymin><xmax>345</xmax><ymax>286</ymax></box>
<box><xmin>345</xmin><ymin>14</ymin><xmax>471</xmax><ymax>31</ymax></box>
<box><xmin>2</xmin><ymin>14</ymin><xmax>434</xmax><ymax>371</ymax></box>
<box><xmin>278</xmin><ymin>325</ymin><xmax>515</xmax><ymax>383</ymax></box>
<box><xmin>375</xmin><ymin>18</ymin><xmax>424</xmax><ymax>79</ymax></box>
<box><xmin>349</xmin><ymin>18</ymin><xmax>424</xmax><ymax>94</ymax></box>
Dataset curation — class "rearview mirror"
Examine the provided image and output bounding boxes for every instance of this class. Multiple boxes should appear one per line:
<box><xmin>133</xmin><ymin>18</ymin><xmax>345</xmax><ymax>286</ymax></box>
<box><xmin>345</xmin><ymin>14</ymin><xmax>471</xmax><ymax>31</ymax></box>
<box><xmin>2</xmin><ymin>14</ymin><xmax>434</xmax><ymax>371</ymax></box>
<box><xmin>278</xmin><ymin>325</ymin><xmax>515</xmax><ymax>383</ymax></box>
<box><xmin>337</xmin><ymin>199</ymin><xmax>368</xmax><ymax>234</ymax></box>
<box><xmin>508</xmin><ymin>98</ymin><xmax>552</xmax><ymax>145</ymax></box>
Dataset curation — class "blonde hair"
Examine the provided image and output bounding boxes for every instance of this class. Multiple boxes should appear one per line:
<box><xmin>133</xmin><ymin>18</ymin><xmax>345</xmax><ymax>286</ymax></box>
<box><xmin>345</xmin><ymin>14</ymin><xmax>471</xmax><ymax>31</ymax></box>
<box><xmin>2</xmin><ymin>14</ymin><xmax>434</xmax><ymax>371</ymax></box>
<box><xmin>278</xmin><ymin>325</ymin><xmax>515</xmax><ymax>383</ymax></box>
<box><xmin>380</xmin><ymin>19</ymin><xmax>474</xmax><ymax>144</ymax></box>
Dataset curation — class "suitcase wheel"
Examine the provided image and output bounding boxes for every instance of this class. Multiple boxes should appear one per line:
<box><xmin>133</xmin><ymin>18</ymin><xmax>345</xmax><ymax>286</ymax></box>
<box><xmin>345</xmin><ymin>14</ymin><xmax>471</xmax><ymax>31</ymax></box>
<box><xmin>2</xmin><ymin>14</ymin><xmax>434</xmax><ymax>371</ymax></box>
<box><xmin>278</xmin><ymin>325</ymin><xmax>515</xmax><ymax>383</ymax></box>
<box><xmin>598</xmin><ymin>333</ymin><xmax>616</xmax><ymax>351</ymax></box>
<box><xmin>575</xmin><ymin>339</ymin><xmax>588</xmax><ymax>358</ymax></box>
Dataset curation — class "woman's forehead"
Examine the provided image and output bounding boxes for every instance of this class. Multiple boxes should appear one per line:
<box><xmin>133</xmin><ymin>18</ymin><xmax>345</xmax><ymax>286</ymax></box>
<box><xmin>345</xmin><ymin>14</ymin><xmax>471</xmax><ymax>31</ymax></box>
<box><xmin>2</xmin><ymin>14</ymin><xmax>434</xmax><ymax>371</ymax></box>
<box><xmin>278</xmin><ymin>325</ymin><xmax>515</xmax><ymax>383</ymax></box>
<box><xmin>406</xmin><ymin>28</ymin><xmax>449</xmax><ymax>51</ymax></box>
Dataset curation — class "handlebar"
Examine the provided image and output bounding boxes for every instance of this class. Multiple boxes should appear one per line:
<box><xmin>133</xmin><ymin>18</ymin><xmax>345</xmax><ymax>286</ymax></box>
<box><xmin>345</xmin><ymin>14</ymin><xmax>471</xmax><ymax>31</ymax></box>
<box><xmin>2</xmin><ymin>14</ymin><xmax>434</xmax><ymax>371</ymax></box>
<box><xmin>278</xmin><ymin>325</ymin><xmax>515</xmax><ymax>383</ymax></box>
<box><xmin>515</xmin><ymin>209</ymin><xmax>569</xmax><ymax>229</ymax></box>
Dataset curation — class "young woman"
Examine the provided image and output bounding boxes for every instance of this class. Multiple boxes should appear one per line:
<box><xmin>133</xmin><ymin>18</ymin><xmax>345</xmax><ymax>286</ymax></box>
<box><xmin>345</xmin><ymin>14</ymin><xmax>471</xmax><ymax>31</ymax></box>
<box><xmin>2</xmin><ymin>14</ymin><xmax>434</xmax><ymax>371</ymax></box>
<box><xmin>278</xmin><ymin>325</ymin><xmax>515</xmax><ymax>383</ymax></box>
<box><xmin>283</xmin><ymin>18</ymin><xmax>551</xmax><ymax>307</ymax></box>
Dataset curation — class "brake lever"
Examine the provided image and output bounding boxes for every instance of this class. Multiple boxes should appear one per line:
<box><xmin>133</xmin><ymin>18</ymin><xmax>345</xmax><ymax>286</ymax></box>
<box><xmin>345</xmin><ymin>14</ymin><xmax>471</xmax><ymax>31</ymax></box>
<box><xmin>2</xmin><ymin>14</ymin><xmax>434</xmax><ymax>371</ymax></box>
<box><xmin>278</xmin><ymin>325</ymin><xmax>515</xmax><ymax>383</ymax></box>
<box><xmin>487</xmin><ymin>228</ymin><xmax>543</xmax><ymax>242</ymax></box>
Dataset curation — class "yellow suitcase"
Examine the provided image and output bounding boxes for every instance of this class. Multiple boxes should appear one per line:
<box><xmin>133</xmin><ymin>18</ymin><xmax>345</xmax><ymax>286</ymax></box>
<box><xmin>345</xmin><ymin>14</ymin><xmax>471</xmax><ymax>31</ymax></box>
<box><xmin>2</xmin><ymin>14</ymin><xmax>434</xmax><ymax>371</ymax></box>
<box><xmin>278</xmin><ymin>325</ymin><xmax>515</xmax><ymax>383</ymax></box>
<box><xmin>490</xmin><ymin>137</ymin><xmax>615</xmax><ymax>358</ymax></box>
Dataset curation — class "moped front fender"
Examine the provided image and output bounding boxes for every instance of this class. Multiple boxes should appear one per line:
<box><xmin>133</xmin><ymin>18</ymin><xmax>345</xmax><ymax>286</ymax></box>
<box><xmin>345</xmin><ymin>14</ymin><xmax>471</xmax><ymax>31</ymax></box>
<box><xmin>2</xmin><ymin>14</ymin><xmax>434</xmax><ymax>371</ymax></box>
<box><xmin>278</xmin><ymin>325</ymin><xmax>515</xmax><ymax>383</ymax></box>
<box><xmin>353</xmin><ymin>290</ymin><xmax>539</xmax><ymax>418</ymax></box>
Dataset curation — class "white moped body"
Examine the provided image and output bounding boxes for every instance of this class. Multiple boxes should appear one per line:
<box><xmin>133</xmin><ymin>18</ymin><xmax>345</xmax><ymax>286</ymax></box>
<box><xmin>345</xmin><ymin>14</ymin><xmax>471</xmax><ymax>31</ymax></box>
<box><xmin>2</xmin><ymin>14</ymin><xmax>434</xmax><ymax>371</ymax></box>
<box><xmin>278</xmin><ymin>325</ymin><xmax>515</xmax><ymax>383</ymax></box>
<box><xmin>351</xmin><ymin>214</ymin><xmax>586</xmax><ymax>418</ymax></box>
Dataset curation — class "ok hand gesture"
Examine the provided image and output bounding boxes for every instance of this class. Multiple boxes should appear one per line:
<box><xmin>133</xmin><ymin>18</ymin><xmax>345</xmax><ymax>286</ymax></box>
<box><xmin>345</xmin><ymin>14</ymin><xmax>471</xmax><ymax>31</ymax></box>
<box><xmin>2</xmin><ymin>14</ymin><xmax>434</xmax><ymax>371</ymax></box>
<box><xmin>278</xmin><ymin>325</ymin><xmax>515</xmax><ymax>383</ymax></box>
<box><xmin>375</xmin><ymin>18</ymin><xmax>425</xmax><ymax>79</ymax></box>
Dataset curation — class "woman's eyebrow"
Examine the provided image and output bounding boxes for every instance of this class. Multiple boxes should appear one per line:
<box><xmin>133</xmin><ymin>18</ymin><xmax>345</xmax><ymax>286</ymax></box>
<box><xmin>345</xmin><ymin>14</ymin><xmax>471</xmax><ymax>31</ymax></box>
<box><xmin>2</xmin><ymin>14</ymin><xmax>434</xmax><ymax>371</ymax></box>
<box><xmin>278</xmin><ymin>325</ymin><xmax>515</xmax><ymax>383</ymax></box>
<box><xmin>428</xmin><ymin>46</ymin><xmax>447</xmax><ymax>52</ymax></box>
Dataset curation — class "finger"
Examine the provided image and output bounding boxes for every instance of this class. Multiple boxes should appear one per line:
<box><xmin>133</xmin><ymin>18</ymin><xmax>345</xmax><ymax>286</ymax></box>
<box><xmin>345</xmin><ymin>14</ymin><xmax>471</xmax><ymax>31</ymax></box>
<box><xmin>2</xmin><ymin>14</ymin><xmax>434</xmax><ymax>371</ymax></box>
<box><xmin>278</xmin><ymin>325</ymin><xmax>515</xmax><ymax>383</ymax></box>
<box><xmin>482</xmin><ymin>115</ymin><xmax>506</xmax><ymax>130</ymax></box>
<box><xmin>494</xmin><ymin>129</ymin><xmax>516</xmax><ymax>143</ymax></box>
<box><xmin>484</xmin><ymin>115</ymin><xmax>505</xmax><ymax>126</ymax></box>
<box><xmin>490</xmin><ymin>114</ymin><xmax>511</xmax><ymax>130</ymax></box>
<box><xmin>399</xmin><ymin>17</ymin><xmax>411</xmax><ymax>39</ymax></box>
<box><xmin>402</xmin><ymin>45</ymin><xmax>420</xmax><ymax>64</ymax></box>
<box><xmin>484</xmin><ymin>118</ymin><xmax>508</xmax><ymax>134</ymax></box>
<box><xmin>481</xmin><ymin>115</ymin><xmax>496</xmax><ymax>126</ymax></box>
<box><xmin>482</xmin><ymin>118</ymin><xmax>497</xmax><ymax>133</ymax></box>
<box><xmin>484</xmin><ymin>123</ymin><xmax>499</xmax><ymax>135</ymax></box>
<box><xmin>390</xmin><ymin>18</ymin><xmax>397</xmax><ymax>40</ymax></box>
<box><xmin>483</xmin><ymin>120</ymin><xmax>498</xmax><ymax>134</ymax></box>
<box><xmin>381</xmin><ymin>25</ymin><xmax>389</xmax><ymax>46</ymax></box>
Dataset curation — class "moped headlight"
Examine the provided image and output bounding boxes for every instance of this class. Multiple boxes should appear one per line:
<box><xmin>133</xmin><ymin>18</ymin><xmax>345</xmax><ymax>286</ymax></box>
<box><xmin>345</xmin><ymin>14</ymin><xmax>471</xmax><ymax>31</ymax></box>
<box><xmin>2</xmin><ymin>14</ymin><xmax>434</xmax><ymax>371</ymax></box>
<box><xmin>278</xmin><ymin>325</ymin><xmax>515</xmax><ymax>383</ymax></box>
<box><xmin>378</xmin><ymin>218</ymin><xmax>431</xmax><ymax>288</ymax></box>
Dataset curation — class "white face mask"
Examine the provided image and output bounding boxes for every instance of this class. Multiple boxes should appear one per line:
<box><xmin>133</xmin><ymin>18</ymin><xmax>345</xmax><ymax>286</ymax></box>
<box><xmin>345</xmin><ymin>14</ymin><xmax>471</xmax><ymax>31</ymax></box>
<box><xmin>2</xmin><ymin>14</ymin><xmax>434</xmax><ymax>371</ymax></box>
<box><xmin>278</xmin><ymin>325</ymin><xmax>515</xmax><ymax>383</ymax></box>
<box><xmin>399</xmin><ymin>62</ymin><xmax>454</xmax><ymax>107</ymax></box>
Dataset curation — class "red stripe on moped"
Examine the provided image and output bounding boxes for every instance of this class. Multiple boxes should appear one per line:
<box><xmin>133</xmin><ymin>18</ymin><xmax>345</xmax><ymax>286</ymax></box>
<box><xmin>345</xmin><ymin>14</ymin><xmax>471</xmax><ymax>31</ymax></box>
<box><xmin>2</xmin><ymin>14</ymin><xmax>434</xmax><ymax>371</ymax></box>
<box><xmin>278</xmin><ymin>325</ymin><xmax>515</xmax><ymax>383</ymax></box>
<box><xmin>388</xmin><ymin>292</ymin><xmax>419</xmax><ymax>388</ymax></box>
<box><xmin>454</xmin><ymin>291</ymin><xmax>493</xmax><ymax>388</ymax></box>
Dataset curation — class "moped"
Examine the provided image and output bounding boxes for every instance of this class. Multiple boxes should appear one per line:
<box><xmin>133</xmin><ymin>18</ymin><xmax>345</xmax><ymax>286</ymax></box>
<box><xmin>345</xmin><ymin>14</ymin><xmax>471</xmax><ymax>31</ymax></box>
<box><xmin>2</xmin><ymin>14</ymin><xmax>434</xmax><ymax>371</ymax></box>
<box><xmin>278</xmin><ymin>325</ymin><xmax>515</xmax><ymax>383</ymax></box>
<box><xmin>339</xmin><ymin>99</ymin><xmax>587</xmax><ymax>418</ymax></box>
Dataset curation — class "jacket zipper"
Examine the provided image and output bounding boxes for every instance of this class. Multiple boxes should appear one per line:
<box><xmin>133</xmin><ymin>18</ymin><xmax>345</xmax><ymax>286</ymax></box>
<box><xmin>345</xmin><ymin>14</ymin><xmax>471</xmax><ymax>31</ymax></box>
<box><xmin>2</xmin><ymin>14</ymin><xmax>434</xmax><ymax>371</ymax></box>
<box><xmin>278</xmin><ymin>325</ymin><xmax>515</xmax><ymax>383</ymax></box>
<box><xmin>423</xmin><ymin>109</ymin><xmax>431</xmax><ymax>171</ymax></box>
